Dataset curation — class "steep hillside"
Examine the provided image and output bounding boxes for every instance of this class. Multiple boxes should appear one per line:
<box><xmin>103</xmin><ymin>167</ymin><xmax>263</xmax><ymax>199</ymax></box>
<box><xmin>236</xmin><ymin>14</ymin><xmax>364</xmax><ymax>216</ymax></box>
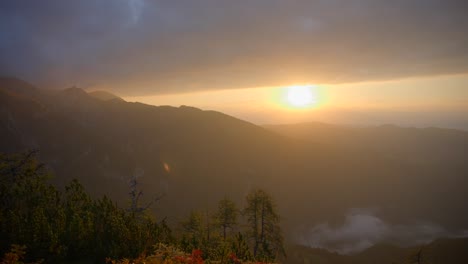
<box><xmin>1</xmin><ymin>78</ymin><xmax>467</xmax><ymax>249</ymax></box>
<box><xmin>0</xmin><ymin>77</ymin><xmax>299</xmax><ymax>222</ymax></box>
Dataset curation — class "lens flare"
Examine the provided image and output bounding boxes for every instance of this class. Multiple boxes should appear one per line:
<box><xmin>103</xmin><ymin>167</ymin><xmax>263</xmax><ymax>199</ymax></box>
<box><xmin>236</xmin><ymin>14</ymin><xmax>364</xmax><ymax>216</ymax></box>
<box><xmin>163</xmin><ymin>162</ymin><xmax>170</xmax><ymax>173</ymax></box>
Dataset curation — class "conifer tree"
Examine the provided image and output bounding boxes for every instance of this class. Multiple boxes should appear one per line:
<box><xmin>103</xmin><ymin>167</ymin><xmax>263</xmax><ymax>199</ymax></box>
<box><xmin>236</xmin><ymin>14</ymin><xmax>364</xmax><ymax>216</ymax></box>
<box><xmin>215</xmin><ymin>197</ymin><xmax>238</xmax><ymax>241</ymax></box>
<box><xmin>243</xmin><ymin>189</ymin><xmax>285</xmax><ymax>261</ymax></box>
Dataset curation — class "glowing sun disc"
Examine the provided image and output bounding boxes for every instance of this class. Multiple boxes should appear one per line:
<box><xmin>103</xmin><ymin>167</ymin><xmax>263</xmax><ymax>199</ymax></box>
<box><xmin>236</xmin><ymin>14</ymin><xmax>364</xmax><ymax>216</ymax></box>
<box><xmin>286</xmin><ymin>85</ymin><xmax>316</xmax><ymax>107</ymax></box>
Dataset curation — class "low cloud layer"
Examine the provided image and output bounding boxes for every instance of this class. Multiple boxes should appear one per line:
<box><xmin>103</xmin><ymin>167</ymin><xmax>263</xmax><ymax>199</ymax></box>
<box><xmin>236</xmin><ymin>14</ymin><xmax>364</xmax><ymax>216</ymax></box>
<box><xmin>296</xmin><ymin>208</ymin><xmax>468</xmax><ymax>254</ymax></box>
<box><xmin>1</xmin><ymin>0</ymin><xmax>468</xmax><ymax>94</ymax></box>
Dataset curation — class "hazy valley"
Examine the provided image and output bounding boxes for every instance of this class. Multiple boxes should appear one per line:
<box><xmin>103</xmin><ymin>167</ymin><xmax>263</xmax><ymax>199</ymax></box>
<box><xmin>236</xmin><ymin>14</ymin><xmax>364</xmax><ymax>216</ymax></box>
<box><xmin>1</xmin><ymin>77</ymin><xmax>467</xmax><ymax>263</ymax></box>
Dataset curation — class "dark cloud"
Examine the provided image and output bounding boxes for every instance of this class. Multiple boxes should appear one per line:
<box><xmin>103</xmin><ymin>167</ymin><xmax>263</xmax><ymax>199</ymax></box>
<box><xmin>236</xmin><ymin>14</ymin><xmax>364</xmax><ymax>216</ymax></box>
<box><xmin>1</xmin><ymin>0</ymin><xmax>468</xmax><ymax>95</ymax></box>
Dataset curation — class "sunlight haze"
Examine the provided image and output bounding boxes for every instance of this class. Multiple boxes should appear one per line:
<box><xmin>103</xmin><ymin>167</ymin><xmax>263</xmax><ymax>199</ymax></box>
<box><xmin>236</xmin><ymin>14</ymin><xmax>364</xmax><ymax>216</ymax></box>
<box><xmin>1</xmin><ymin>1</ymin><xmax>468</xmax><ymax>263</ymax></box>
<box><xmin>125</xmin><ymin>74</ymin><xmax>468</xmax><ymax>128</ymax></box>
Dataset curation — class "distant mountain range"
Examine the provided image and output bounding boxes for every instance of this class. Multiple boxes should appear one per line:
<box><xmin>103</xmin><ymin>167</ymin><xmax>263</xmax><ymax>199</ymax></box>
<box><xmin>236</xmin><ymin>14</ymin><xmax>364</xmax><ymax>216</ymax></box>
<box><xmin>1</xmin><ymin>77</ymin><xmax>467</xmax><ymax>257</ymax></box>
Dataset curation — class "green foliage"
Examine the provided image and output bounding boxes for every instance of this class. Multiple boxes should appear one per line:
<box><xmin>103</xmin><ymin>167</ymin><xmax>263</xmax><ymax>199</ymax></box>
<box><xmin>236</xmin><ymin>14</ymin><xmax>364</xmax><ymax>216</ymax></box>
<box><xmin>0</xmin><ymin>151</ymin><xmax>64</xmax><ymax>261</ymax></box>
<box><xmin>231</xmin><ymin>233</ymin><xmax>253</xmax><ymax>262</ymax></box>
<box><xmin>214</xmin><ymin>198</ymin><xmax>238</xmax><ymax>241</ymax></box>
<box><xmin>108</xmin><ymin>245</ymin><xmax>204</xmax><ymax>264</ymax></box>
<box><xmin>63</xmin><ymin>179</ymin><xmax>93</xmax><ymax>258</ymax></box>
<box><xmin>1</xmin><ymin>151</ymin><xmax>284</xmax><ymax>263</ymax></box>
<box><xmin>178</xmin><ymin>192</ymin><xmax>283</xmax><ymax>263</ymax></box>
<box><xmin>0</xmin><ymin>244</ymin><xmax>43</xmax><ymax>264</ymax></box>
<box><xmin>179</xmin><ymin>210</ymin><xmax>220</xmax><ymax>260</ymax></box>
<box><xmin>0</xmin><ymin>151</ymin><xmax>173</xmax><ymax>263</ymax></box>
<box><xmin>180</xmin><ymin>211</ymin><xmax>205</xmax><ymax>252</ymax></box>
<box><xmin>243</xmin><ymin>189</ymin><xmax>285</xmax><ymax>261</ymax></box>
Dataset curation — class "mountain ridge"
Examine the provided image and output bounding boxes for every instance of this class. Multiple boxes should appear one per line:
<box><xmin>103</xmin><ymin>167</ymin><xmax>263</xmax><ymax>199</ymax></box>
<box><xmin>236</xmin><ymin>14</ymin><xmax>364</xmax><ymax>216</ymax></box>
<box><xmin>1</xmin><ymin>78</ymin><xmax>467</xmax><ymax>255</ymax></box>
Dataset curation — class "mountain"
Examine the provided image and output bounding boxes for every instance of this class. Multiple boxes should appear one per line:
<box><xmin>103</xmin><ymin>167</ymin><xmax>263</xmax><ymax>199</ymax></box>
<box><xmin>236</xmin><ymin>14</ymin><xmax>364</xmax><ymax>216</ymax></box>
<box><xmin>1</xmin><ymin>78</ymin><xmax>467</xmax><ymax>253</ymax></box>
<box><xmin>264</xmin><ymin>122</ymin><xmax>468</xmax><ymax>166</ymax></box>
<box><xmin>265</xmin><ymin>122</ymin><xmax>468</xmax><ymax>229</ymax></box>
<box><xmin>0</xmin><ymin>77</ymin><xmax>297</xmax><ymax>223</ymax></box>
<box><xmin>88</xmin><ymin>90</ymin><xmax>124</xmax><ymax>101</ymax></box>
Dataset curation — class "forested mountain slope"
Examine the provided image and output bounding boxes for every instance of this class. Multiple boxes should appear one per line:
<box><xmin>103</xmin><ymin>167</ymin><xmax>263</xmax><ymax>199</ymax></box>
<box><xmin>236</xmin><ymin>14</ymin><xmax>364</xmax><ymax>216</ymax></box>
<box><xmin>1</xmin><ymin>77</ymin><xmax>467</xmax><ymax>247</ymax></box>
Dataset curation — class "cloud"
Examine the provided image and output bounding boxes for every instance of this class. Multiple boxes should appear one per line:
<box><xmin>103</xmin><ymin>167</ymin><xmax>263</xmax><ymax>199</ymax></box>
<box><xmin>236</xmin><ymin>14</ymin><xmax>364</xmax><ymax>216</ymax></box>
<box><xmin>296</xmin><ymin>208</ymin><xmax>466</xmax><ymax>254</ymax></box>
<box><xmin>1</xmin><ymin>0</ymin><xmax>468</xmax><ymax>94</ymax></box>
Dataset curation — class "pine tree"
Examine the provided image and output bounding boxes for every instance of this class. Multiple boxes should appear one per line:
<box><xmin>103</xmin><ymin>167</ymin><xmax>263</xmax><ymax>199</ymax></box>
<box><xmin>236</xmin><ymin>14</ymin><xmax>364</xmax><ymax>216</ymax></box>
<box><xmin>0</xmin><ymin>151</ymin><xmax>173</xmax><ymax>262</ymax></box>
<box><xmin>0</xmin><ymin>150</ymin><xmax>65</xmax><ymax>260</ymax></box>
<box><xmin>243</xmin><ymin>189</ymin><xmax>285</xmax><ymax>261</ymax></box>
<box><xmin>231</xmin><ymin>232</ymin><xmax>253</xmax><ymax>261</ymax></box>
<box><xmin>63</xmin><ymin>179</ymin><xmax>93</xmax><ymax>258</ymax></box>
<box><xmin>181</xmin><ymin>211</ymin><xmax>205</xmax><ymax>251</ymax></box>
<box><xmin>215</xmin><ymin>197</ymin><xmax>238</xmax><ymax>241</ymax></box>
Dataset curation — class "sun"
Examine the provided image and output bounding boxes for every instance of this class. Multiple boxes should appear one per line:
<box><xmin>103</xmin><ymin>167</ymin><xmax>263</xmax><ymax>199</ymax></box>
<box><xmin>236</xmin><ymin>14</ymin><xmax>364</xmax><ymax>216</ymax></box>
<box><xmin>286</xmin><ymin>85</ymin><xmax>317</xmax><ymax>108</ymax></box>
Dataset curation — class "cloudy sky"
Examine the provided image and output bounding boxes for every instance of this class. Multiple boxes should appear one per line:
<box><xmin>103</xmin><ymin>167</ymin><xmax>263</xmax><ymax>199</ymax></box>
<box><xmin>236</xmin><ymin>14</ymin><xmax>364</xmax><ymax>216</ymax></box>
<box><xmin>1</xmin><ymin>0</ymin><xmax>468</xmax><ymax>126</ymax></box>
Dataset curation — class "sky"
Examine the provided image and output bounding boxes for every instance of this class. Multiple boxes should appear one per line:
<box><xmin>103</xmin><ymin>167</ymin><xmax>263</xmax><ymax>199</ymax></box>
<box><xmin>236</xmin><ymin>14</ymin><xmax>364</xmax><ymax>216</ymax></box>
<box><xmin>126</xmin><ymin>74</ymin><xmax>468</xmax><ymax>128</ymax></box>
<box><xmin>1</xmin><ymin>0</ymin><xmax>468</xmax><ymax>127</ymax></box>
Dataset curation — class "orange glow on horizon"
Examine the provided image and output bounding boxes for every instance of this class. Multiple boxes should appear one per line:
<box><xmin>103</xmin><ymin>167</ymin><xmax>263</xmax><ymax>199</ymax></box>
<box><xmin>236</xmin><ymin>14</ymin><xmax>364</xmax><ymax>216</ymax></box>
<box><xmin>269</xmin><ymin>84</ymin><xmax>328</xmax><ymax>111</ymax></box>
<box><xmin>123</xmin><ymin>74</ymin><xmax>468</xmax><ymax>125</ymax></box>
